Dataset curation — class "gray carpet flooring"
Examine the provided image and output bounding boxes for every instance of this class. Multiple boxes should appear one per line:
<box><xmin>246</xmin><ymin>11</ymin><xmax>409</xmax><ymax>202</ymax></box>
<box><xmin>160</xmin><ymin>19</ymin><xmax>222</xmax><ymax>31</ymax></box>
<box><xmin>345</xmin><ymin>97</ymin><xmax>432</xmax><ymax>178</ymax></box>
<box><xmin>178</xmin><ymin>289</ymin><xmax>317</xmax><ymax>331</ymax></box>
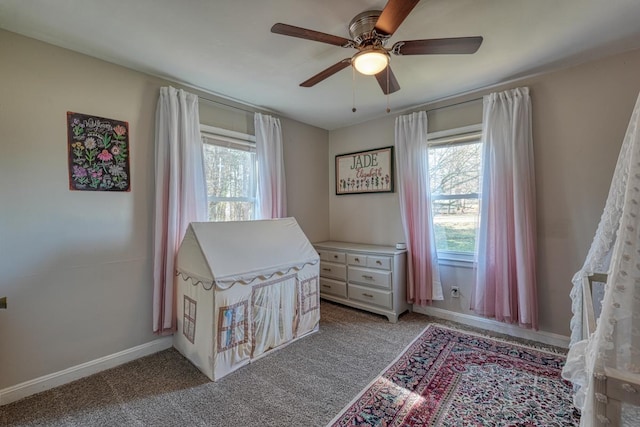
<box><xmin>2</xmin><ymin>301</ymin><xmax>435</xmax><ymax>426</ymax></box>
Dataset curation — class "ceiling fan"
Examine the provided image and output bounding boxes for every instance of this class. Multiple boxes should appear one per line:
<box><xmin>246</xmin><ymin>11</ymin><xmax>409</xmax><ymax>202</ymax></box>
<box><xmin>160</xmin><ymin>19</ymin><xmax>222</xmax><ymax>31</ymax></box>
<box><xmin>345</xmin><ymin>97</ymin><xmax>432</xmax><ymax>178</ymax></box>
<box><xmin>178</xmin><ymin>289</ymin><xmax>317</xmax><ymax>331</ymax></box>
<box><xmin>271</xmin><ymin>0</ymin><xmax>483</xmax><ymax>95</ymax></box>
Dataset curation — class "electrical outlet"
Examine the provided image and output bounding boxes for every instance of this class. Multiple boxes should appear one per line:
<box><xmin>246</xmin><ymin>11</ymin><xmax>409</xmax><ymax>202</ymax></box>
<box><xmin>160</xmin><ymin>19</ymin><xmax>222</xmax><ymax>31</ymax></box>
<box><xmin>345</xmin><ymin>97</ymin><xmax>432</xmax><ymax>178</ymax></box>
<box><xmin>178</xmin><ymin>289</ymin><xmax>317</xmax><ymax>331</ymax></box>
<box><xmin>450</xmin><ymin>287</ymin><xmax>460</xmax><ymax>298</ymax></box>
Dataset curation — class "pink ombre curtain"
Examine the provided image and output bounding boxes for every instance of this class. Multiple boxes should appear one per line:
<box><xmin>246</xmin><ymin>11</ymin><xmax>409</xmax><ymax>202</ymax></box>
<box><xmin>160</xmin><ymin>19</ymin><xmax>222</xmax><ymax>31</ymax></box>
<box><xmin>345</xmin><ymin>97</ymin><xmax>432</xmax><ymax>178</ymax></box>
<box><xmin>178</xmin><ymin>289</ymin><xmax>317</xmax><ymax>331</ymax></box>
<box><xmin>395</xmin><ymin>111</ymin><xmax>443</xmax><ymax>304</ymax></box>
<box><xmin>473</xmin><ymin>87</ymin><xmax>538</xmax><ymax>329</ymax></box>
<box><xmin>153</xmin><ymin>87</ymin><xmax>207</xmax><ymax>334</ymax></box>
<box><xmin>255</xmin><ymin>113</ymin><xmax>287</xmax><ymax>219</ymax></box>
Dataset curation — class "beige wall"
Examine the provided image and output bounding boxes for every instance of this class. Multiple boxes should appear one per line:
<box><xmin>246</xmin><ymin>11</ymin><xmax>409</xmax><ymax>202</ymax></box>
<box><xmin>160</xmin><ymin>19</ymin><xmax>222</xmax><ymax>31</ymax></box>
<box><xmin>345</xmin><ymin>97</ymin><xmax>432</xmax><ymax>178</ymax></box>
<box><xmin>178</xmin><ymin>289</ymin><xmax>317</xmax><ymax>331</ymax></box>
<box><xmin>3</xmin><ymin>21</ymin><xmax>639</xmax><ymax>390</ymax></box>
<box><xmin>0</xmin><ymin>29</ymin><xmax>329</xmax><ymax>389</ymax></box>
<box><xmin>329</xmin><ymin>47</ymin><xmax>640</xmax><ymax>336</ymax></box>
<box><xmin>281</xmin><ymin>117</ymin><xmax>330</xmax><ymax>242</ymax></box>
<box><xmin>329</xmin><ymin>117</ymin><xmax>403</xmax><ymax>245</ymax></box>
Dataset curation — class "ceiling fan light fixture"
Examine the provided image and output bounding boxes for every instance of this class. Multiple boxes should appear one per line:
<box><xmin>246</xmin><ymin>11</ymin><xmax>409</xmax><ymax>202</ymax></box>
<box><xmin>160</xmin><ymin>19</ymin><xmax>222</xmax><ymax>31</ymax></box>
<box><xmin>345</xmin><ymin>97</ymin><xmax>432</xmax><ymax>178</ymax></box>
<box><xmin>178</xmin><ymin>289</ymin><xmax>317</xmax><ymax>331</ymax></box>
<box><xmin>352</xmin><ymin>48</ymin><xmax>389</xmax><ymax>75</ymax></box>
<box><xmin>272</xmin><ymin>0</ymin><xmax>482</xmax><ymax>94</ymax></box>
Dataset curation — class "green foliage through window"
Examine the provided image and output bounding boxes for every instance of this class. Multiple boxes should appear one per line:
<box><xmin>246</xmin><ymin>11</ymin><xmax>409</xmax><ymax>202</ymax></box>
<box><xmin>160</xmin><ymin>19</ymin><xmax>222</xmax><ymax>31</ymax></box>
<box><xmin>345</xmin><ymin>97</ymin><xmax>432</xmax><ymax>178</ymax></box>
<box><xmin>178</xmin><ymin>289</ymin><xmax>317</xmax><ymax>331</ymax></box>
<box><xmin>428</xmin><ymin>140</ymin><xmax>481</xmax><ymax>254</ymax></box>
<box><xmin>203</xmin><ymin>141</ymin><xmax>257</xmax><ymax>222</ymax></box>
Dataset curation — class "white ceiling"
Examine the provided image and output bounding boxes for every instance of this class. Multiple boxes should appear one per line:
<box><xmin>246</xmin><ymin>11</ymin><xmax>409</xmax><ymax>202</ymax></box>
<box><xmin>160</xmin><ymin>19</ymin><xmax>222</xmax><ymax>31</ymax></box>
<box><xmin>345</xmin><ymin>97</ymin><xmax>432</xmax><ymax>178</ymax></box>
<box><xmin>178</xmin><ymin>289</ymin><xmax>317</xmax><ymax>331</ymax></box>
<box><xmin>2</xmin><ymin>0</ymin><xmax>640</xmax><ymax>130</ymax></box>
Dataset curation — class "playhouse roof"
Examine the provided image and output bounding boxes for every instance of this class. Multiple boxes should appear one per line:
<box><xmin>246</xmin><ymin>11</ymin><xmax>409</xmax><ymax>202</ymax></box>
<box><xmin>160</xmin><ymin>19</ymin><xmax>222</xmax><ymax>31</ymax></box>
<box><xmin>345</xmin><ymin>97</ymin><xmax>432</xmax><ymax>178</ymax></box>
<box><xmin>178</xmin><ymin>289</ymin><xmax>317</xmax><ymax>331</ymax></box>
<box><xmin>176</xmin><ymin>217</ymin><xmax>319</xmax><ymax>289</ymax></box>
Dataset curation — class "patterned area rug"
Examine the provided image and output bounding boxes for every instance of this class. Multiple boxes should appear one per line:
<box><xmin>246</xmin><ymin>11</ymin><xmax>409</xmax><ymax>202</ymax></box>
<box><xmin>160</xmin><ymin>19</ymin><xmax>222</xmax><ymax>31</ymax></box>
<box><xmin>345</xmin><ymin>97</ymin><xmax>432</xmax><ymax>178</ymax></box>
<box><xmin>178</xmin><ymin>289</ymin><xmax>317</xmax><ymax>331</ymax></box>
<box><xmin>329</xmin><ymin>325</ymin><xmax>579</xmax><ymax>426</ymax></box>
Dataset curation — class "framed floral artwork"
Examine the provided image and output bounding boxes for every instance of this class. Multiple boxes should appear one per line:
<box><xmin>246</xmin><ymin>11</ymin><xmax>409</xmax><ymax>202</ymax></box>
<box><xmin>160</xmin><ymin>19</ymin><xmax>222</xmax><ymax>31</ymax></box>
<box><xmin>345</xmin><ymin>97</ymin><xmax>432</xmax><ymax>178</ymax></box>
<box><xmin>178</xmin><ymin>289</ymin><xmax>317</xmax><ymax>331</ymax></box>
<box><xmin>335</xmin><ymin>146</ymin><xmax>394</xmax><ymax>195</ymax></box>
<box><xmin>67</xmin><ymin>111</ymin><xmax>130</xmax><ymax>191</ymax></box>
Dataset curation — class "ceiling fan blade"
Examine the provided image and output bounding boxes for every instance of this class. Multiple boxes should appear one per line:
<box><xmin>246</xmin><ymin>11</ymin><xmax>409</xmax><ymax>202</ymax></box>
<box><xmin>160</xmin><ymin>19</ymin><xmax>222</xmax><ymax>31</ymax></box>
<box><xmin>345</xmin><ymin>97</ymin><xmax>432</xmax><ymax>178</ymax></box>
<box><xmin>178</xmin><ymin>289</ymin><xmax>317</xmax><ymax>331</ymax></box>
<box><xmin>375</xmin><ymin>66</ymin><xmax>400</xmax><ymax>94</ymax></box>
<box><xmin>374</xmin><ymin>0</ymin><xmax>420</xmax><ymax>36</ymax></box>
<box><xmin>300</xmin><ymin>59</ymin><xmax>352</xmax><ymax>87</ymax></box>
<box><xmin>271</xmin><ymin>23</ymin><xmax>353</xmax><ymax>47</ymax></box>
<box><xmin>393</xmin><ymin>37</ymin><xmax>483</xmax><ymax>55</ymax></box>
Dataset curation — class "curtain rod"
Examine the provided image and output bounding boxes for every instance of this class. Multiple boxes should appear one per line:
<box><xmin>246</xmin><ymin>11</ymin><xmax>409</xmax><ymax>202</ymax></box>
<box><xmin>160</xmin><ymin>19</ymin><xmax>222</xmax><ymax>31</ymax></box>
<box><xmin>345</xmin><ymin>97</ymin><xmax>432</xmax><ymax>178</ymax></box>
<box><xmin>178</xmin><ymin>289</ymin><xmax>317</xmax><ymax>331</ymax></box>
<box><xmin>150</xmin><ymin>70</ymin><xmax>277</xmax><ymax>116</ymax></box>
<box><xmin>425</xmin><ymin>97</ymin><xmax>483</xmax><ymax>113</ymax></box>
<box><xmin>196</xmin><ymin>84</ymin><xmax>484</xmax><ymax>119</ymax></box>
<box><xmin>391</xmin><ymin>95</ymin><xmax>483</xmax><ymax>118</ymax></box>
<box><xmin>403</xmin><ymin>70</ymin><xmax>541</xmax><ymax>117</ymax></box>
<box><xmin>198</xmin><ymin>95</ymin><xmax>277</xmax><ymax>116</ymax></box>
<box><xmin>198</xmin><ymin>91</ymin><xmax>482</xmax><ymax>118</ymax></box>
<box><xmin>197</xmin><ymin>96</ymin><xmax>260</xmax><ymax>115</ymax></box>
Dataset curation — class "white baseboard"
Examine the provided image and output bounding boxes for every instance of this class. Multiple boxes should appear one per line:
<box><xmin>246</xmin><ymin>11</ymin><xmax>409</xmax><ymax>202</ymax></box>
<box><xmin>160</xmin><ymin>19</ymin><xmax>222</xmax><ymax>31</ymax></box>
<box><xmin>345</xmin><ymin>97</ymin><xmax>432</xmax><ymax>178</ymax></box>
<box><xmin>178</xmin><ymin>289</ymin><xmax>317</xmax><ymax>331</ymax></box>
<box><xmin>0</xmin><ymin>337</ymin><xmax>173</xmax><ymax>406</ymax></box>
<box><xmin>413</xmin><ymin>305</ymin><xmax>570</xmax><ymax>349</ymax></box>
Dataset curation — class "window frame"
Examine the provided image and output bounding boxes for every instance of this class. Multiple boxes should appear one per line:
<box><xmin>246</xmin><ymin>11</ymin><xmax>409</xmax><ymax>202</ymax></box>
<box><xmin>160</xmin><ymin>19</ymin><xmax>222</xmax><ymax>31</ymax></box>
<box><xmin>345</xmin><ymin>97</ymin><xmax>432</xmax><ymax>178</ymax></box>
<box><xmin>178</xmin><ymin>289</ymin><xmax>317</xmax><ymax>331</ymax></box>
<box><xmin>201</xmin><ymin>124</ymin><xmax>258</xmax><ymax>222</ymax></box>
<box><xmin>427</xmin><ymin>124</ymin><xmax>483</xmax><ymax>267</ymax></box>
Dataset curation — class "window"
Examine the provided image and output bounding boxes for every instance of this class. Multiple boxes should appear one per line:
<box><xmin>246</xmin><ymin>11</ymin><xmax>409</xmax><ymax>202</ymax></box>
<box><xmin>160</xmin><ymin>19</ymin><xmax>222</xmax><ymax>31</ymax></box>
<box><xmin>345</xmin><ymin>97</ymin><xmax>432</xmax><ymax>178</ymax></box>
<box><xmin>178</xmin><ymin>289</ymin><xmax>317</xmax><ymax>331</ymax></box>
<box><xmin>299</xmin><ymin>277</ymin><xmax>319</xmax><ymax>315</ymax></box>
<box><xmin>427</xmin><ymin>125</ymin><xmax>482</xmax><ymax>259</ymax></box>
<box><xmin>217</xmin><ymin>301</ymin><xmax>248</xmax><ymax>352</ymax></box>
<box><xmin>201</xmin><ymin>126</ymin><xmax>257</xmax><ymax>222</ymax></box>
<box><xmin>183</xmin><ymin>296</ymin><xmax>197</xmax><ymax>344</ymax></box>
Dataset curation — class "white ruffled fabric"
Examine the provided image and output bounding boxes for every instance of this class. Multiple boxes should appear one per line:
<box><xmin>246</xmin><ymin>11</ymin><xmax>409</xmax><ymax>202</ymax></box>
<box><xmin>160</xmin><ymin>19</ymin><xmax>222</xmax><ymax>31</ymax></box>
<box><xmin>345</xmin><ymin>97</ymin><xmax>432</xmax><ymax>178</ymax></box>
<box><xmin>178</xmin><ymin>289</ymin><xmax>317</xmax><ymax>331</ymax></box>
<box><xmin>563</xmin><ymin>91</ymin><xmax>640</xmax><ymax>426</ymax></box>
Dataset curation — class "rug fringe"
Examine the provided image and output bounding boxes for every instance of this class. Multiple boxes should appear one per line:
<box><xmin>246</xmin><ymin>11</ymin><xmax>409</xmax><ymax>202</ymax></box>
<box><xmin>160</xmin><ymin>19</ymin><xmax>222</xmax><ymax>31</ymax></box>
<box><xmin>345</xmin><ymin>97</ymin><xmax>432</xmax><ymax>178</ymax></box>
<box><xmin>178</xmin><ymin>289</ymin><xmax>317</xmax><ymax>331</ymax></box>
<box><xmin>428</xmin><ymin>322</ymin><xmax>566</xmax><ymax>355</ymax></box>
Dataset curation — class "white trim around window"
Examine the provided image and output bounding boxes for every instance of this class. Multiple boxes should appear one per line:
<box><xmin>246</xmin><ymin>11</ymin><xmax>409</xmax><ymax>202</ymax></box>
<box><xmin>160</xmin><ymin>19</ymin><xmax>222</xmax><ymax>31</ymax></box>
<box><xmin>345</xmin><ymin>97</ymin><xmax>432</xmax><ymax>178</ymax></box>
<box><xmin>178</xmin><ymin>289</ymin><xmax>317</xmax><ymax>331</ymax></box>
<box><xmin>427</xmin><ymin>124</ymin><xmax>482</xmax><ymax>267</ymax></box>
<box><xmin>437</xmin><ymin>251</ymin><xmax>476</xmax><ymax>268</ymax></box>
<box><xmin>201</xmin><ymin>125</ymin><xmax>257</xmax><ymax>222</ymax></box>
<box><xmin>427</xmin><ymin>124</ymin><xmax>482</xmax><ymax>146</ymax></box>
<box><xmin>201</xmin><ymin>124</ymin><xmax>256</xmax><ymax>152</ymax></box>
<box><xmin>200</xmin><ymin>124</ymin><xmax>256</xmax><ymax>143</ymax></box>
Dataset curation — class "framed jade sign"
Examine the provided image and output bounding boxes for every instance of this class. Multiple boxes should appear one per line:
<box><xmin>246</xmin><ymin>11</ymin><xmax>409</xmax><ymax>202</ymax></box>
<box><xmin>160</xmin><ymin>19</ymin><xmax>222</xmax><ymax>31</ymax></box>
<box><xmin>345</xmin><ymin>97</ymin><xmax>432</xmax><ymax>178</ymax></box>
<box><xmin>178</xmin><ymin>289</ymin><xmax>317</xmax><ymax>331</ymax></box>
<box><xmin>335</xmin><ymin>146</ymin><xmax>394</xmax><ymax>195</ymax></box>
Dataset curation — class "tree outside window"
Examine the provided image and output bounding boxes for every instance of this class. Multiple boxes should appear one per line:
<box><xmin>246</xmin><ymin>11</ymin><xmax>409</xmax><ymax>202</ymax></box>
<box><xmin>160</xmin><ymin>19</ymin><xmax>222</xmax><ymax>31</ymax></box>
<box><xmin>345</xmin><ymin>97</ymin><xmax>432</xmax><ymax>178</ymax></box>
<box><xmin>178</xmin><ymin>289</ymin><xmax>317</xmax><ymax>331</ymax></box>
<box><xmin>202</xmin><ymin>141</ymin><xmax>257</xmax><ymax>222</ymax></box>
<box><xmin>428</xmin><ymin>140</ymin><xmax>482</xmax><ymax>254</ymax></box>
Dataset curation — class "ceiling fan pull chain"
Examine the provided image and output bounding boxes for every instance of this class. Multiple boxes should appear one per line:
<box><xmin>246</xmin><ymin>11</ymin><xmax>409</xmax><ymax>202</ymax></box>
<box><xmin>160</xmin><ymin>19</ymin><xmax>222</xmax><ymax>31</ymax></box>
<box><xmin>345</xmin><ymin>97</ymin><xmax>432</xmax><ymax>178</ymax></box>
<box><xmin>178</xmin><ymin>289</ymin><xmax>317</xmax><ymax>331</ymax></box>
<box><xmin>386</xmin><ymin>66</ymin><xmax>391</xmax><ymax>113</ymax></box>
<box><xmin>352</xmin><ymin>65</ymin><xmax>357</xmax><ymax>113</ymax></box>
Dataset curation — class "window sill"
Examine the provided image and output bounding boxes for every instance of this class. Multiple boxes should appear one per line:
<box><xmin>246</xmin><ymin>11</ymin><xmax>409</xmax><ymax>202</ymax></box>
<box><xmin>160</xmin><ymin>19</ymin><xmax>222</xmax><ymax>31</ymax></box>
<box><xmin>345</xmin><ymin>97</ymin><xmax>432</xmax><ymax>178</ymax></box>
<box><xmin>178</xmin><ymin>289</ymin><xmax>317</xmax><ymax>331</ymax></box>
<box><xmin>437</xmin><ymin>252</ymin><xmax>475</xmax><ymax>269</ymax></box>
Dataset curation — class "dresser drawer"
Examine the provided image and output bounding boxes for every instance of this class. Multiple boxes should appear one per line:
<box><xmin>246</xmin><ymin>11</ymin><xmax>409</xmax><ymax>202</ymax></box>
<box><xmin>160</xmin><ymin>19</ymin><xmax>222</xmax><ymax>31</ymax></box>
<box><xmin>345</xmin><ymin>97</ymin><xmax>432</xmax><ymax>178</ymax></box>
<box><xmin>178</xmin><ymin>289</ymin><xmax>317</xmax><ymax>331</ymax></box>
<box><xmin>320</xmin><ymin>251</ymin><xmax>345</xmax><ymax>263</ymax></box>
<box><xmin>367</xmin><ymin>255</ymin><xmax>391</xmax><ymax>270</ymax></box>
<box><xmin>347</xmin><ymin>254</ymin><xmax>367</xmax><ymax>266</ymax></box>
<box><xmin>313</xmin><ymin>241</ymin><xmax>408</xmax><ymax>323</ymax></box>
<box><xmin>349</xmin><ymin>284</ymin><xmax>392</xmax><ymax>309</ymax></box>
<box><xmin>319</xmin><ymin>277</ymin><xmax>347</xmax><ymax>298</ymax></box>
<box><xmin>320</xmin><ymin>261</ymin><xmax>347</xmax><ymax>281</ymax></box>
<box><xmin>316</xmin><ymin>249</ymin><xmax>331</xmax><ymax>261</ymax></box>
<box><xmin>349</xmin><ymin>266</ymin><xmax>391</xmax><ymax>289</ymax></box>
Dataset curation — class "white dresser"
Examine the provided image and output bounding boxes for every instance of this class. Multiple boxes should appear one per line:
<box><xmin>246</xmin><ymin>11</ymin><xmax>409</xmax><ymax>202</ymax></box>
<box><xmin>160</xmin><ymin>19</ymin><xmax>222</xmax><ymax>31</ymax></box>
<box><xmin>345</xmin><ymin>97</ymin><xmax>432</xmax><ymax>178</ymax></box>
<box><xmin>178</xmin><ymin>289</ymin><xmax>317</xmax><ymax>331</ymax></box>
<box><xmin>313</xmin><ymin>241</ymin><xmax>409</xmax><ymax>322</ymax></box>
